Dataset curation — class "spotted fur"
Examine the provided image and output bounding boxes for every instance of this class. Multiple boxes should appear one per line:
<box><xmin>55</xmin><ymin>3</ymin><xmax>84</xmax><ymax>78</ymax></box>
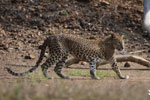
<box><xmin>6</xmin><ymin>34</ymin><xmax>128</xmax><ymax>79</ymax></box>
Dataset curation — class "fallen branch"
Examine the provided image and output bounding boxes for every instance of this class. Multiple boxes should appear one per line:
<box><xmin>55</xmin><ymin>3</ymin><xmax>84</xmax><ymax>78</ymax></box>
<box><xmin>129</xmin><ymin>50</ymin><xmax>147</xmax><ymax>54</ymax></box>
<box><xmin>66</xmin><ymin>55</ymin><xmax>150</xmax><ymax>68</ymax></box>
<box><xmin>115</xmin><ymin>55</ymin><xmax>150</xmax><ymax>67</ymax></box>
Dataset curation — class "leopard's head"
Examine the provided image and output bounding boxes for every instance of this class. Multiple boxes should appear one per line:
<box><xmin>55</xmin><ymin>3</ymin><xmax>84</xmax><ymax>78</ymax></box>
<box><xmin>109</xmin><ymin>34</ymin><xmax>124</xmax><ymax>51</ymax></box>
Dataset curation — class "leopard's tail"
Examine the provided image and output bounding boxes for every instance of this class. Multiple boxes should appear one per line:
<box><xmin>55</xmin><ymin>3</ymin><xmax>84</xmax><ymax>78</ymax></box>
<box><xmin>6</xmin><ymin>39</ymin><xmax>48</xmax><ymax>76</ymax></box>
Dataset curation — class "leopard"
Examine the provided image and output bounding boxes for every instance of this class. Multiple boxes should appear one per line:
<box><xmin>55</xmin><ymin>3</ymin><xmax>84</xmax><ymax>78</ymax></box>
<box><xmin>6</xmin><ymin>33</ymin><xmax>129</xmax><ymax>79</ymax></box>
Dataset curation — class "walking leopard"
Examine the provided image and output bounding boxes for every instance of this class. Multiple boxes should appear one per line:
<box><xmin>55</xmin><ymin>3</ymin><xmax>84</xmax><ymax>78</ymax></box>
<box><xmin>6</xmin><ymin>33</ymin><xmax>128</xmax><ymax>79</ymax></box>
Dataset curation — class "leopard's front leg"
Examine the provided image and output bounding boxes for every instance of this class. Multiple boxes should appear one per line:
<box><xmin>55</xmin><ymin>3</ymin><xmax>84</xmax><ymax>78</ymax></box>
<box><xmin>89</xmin><ymin>60</ymin><xmax>100</xmax><ymax>80</ymax></box>
<box><xmin>111</xmin><ymin>61</ymin><xmax>129</xmax><ymax>79</ymax></box>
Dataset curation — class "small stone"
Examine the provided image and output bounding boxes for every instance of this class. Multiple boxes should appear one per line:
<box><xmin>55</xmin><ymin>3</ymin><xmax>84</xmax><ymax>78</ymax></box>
<box><xmin>0</xmin><ymin>43</ymin><xmax>8</xmax><ymax>50</ymax></box>
<box><xmin>124</xmin><ymin>62</ymin><xmax>130</xmax><ymax>67</ymax></box>
<box><xmin>131</xmin><ymin>45</ymin><xmax>136</xmax><ymax>49</ymax></box>
<box><xmin>0</xmin><ymin>50</ymin><xmax>5</xmax><ymax>54</ymax></box>
<box><xmin>89</xmin><ymin>36</ymin><xmax>96</xmax><ymax>39</ymax></box>
<box><xmin>101</xmin><ymin>0</ymin><xmax>110</xmax><ymax>5</ymax></box>
<box><xmin>80</xmin><ymin>61</ymin><xmax>87</xmax><ymax>65</ymax></box>
<box><xmin>25</xmin><ymin>54</ymin><xmax>35</xmax><ymax>59</ymax></box>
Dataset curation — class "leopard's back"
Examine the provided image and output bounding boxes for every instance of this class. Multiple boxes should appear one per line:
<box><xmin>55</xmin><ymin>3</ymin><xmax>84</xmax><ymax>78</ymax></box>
<box><xmin>53</xmin><ymin>33</ymin><xmax>124</xmax><ymax>62</ymax></box>
<box><xmin>53</xmin><ymin>34</ymin><xmax>103</xmax><ymax>61</ymax></box>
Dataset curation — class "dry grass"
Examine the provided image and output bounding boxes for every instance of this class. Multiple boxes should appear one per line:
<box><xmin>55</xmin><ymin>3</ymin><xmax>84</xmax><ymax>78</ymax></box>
<box><xmin>1</xmin><ymin>68</ymin><xmax>150</xmax><ymax>100</ymax></box>
<box><xmin>0</xmin><ymin>78</ymin><xmax>150</xmax><ymax>100</ymax></box>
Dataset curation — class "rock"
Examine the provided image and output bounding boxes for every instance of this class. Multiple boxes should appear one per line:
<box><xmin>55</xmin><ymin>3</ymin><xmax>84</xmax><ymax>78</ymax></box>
<box><xmin>124</xmin><ymin>62</ymin><xmax>130</xmax><ymax>67</ymax></box>
<box><xmin>101</xmin><ymin>0</ymin><xmax>110</xmax><ymax>5</ymax></box>
<box><xmin>25</xmin><ymin>54</ymin><xmax>35</xmax><ymax>59</ymax></box>
<box><xmin>80</xmin><ymin>61</ymin><xmax>87</xmax><ymax>65</ymax></box>
<box><xmin>0</xmin><ymin>43</ymin><xmax>8</xmax><ymax>50</ymax></box>
<box><xmin>89</xmin><ymin>36</ymin><xmax>96</xmax><ymax>39</ymax></box>
<box><xmin>0</xmin><ymin>50</ymin><xmax>5</xmax><ymax>54</ymax></box>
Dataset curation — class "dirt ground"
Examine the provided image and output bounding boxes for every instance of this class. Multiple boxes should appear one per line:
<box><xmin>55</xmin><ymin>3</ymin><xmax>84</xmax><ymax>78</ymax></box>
<box><xmin>0</xmin><ymin>0</ymin><xmax>150</xmax><ymax>99</ymax></box>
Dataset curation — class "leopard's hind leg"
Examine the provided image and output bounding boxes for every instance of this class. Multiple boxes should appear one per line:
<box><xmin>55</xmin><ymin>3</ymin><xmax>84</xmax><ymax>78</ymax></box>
<box><xmin>41</xmin><ymin>57</ymin><xmax>56</xmax><ymax>79</ymax></box>
<box><xmin>54</xmin><ymin>56</ymin><xmax>70</xmax><ymax>79</ymax></box>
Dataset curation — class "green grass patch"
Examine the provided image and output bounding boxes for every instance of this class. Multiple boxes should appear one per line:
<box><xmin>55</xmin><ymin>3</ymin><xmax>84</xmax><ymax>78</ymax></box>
<box><xmin>60</xmin><ymin>10</ymin><xmax>68</xmax><ymax>15</ymax></box>
<box><xmin>68</xmin><ymin>70</ymin><xmax>117</xmax><ymax>78</ymax></box>
<box><xmin>29</xmin><ymin>70</ymin><xmax>48</xmax><ymax>82</ymax></box>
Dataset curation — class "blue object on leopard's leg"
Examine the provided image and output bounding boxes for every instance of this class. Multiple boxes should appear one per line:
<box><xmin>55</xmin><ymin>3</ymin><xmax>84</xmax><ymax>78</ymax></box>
<box><xmin>41</xmin><ymin>58</ymin><xmax>53</xmax><ymax>79</ymax></box>
<box><xmin>89</xmin><ymin>60</ymin><xmax>100</xmax><ymax>80</ymax></box>
<box><xmin>111</xmin><ymin>62</ymin><xmax>129</xmax><ymax>79</ymax></box>
<box><xmin>54</xmin><ymin>56</ymin><xmax>70</xmax><ymax>79</ymax></box>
